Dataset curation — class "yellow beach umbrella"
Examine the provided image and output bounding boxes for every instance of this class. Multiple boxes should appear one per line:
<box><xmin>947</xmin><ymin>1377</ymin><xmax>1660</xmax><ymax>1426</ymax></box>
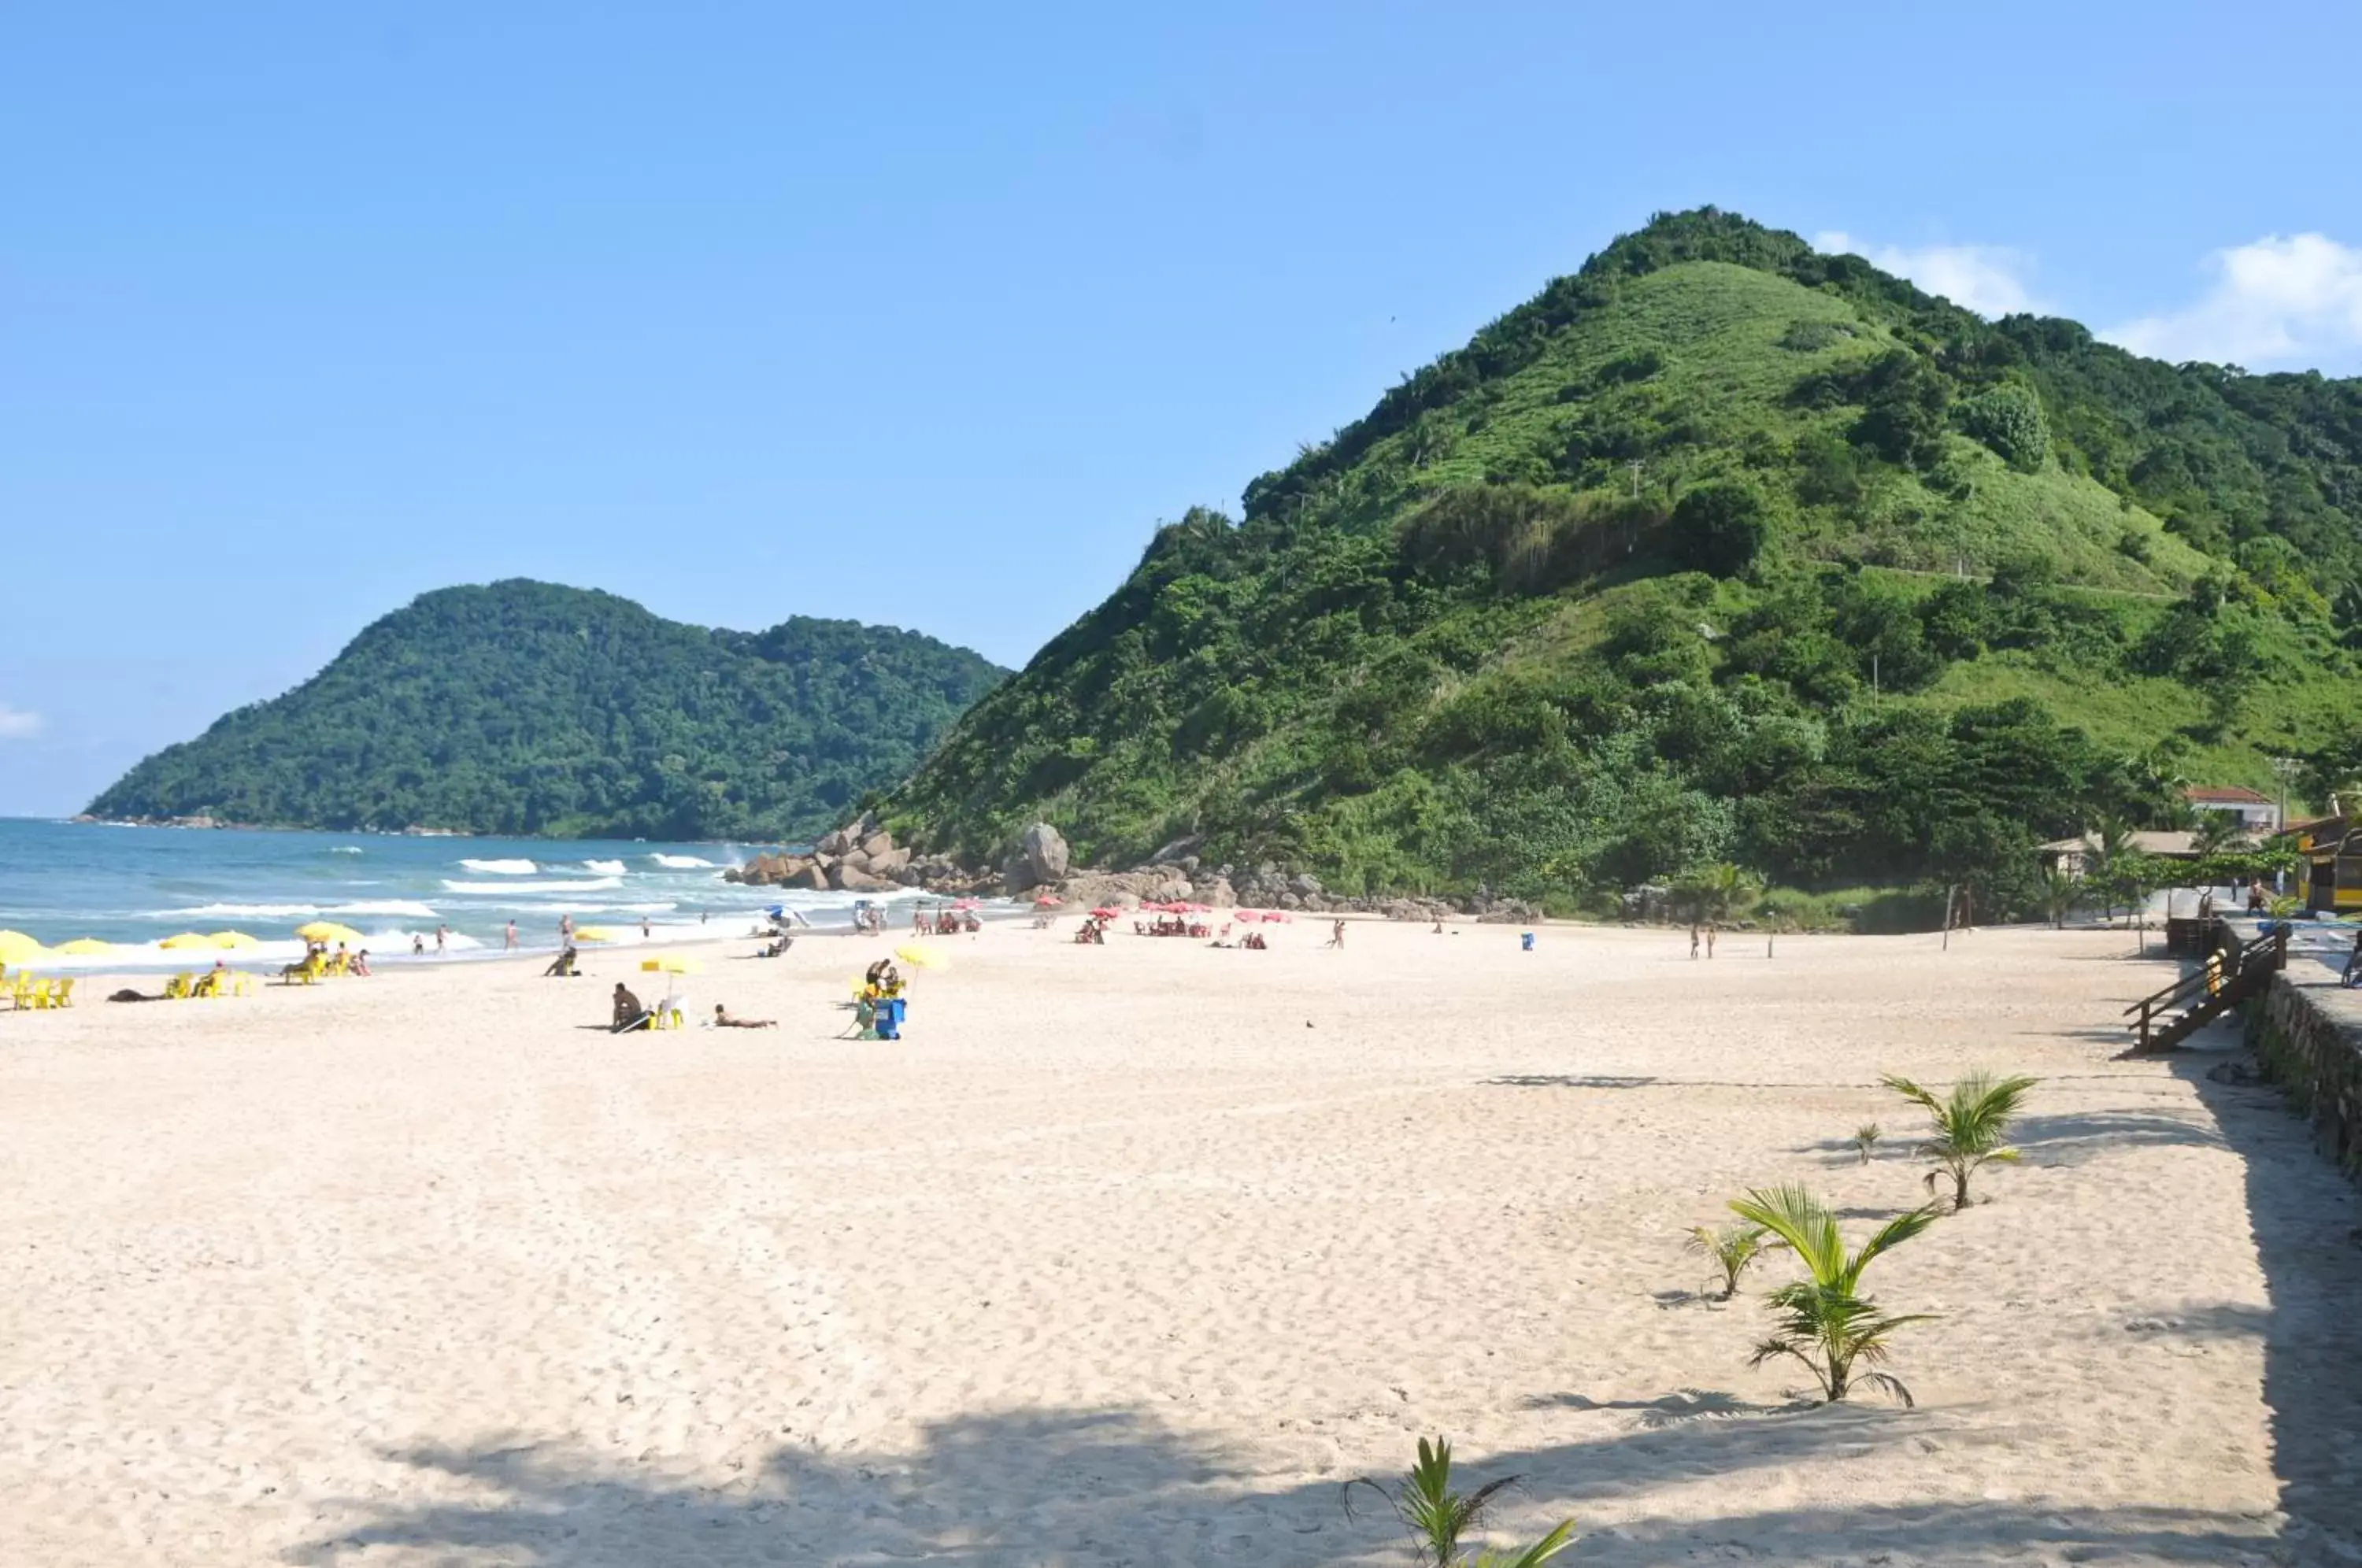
<box><xmin>210</xmin><ymin>931</ymin><xmax>261</xmax><ymax>949</ymax></box>
<box><xmin>160</xmin><ymin>932</ymin><xmax>216</xmax><ymax>950</ymax></box>
<box><xmin>640</xmin><ymin>954</ymin><xmax>703</xmax><ymax>974</ymax></box>
<box><xmin>573</xmin><ymin>926</ymin><xmax>619</xmax><ymax>942</ymax></box>
<box><xmin>0</xmin><ymin>930</ymin><xmax>51</xmax><ymax>963</ymax></box>
<box><xmin>894</xmin><ymin>943</ymin><xmax>947</xmax><ymax>971</ymax></box>
<box><xmin>54</xmin><ymin>937</ymin><xmax>117</xmax><ymax>956</ymax></box>
<box><xmin>293</xmin><ymin>921</ymin><xmax>362</xmax><ymax>945</ymax></box>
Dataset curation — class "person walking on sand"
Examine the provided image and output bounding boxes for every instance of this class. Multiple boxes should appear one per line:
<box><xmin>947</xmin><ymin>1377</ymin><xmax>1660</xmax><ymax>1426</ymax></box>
<box><xmin>1705</xmin><ymin>923</ymin><xmax>1717</xmax><ymax>959</ymax></box>
<box><xmin>1324</xmin><ymin>919</ymin><xmax>1346</xmax><ymax>950</ymax></box>
<box><xmin>412</xmin><ymin>934</ymin><xmax>425</xmax><ymax>957</ymax></box>
<box><xmin>640</xmin><ymin>915</ymin><xmax>651</xmax><ymax>940</ymax></box>
<box><xmin>505</xmin><ymin>920</ymin><xmax>518</xmax><ymax>951</ymax></box>
<box><xmin>1690</xmin><ymin>923</ymin><xmax>1701</xmax><ymax>960</ymax></box>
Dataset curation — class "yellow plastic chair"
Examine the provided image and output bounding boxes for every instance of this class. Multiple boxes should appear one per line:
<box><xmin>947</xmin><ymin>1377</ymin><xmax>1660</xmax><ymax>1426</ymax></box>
<box><xmin>24</xmin><ymin>978</ymin><xmax>51</xmax><ymax>1010</ymax></box>
<box><xmin>47</xmin><ymin>976</ymin><xmax>73</xmax><ymax>1009</ymax></box>
<box><xmin>165</xmin><ymin>973</ymin><xmax>192</xmax><ymax>1000</ymax></box>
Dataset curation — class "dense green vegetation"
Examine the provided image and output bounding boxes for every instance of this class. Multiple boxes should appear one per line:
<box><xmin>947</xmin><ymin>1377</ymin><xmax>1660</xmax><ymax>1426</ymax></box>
<box><xmin>89</xmin><ymin>581</ymin><xmax>1005</xmax><ymax>839</ymax></box>
<box><xmin>889</xmin><ymin>208</ymin><xmax>2362</xmax><ymax>919</ymax></box>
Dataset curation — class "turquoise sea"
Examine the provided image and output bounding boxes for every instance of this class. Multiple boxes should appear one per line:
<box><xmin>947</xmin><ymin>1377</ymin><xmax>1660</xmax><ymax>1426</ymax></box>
<box><xmin>0</xmin><ymin>818</ymin><xmax>905</xmax><ymax>969</ymax></box>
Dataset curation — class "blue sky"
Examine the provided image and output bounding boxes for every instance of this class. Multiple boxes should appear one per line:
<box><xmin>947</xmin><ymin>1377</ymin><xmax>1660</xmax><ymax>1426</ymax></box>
<box><xmin>4</xmin><ymin>2</ymin><xmax>2360</xmax><ymax>816</ymax></box>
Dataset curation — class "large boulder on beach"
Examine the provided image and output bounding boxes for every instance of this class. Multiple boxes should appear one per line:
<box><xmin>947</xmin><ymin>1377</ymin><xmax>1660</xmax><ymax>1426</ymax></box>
<box><xmin>868</xmin><ymin>845</ymin><xmax>911</xmax><ymax>876</ymax></box>
<box><xmin>793</xmin><ymin>863</ymin><xmax>830</xmax><ymax>892</ymax></box>
<box><xmin>816</xmin><ymin>827</ymin><xmax>855</xmax><ymax>858</ymax></box>
<box><xmin>861</xmin><ymin>830</ymin><xmax>896</xmax><ymax>860</ymax></box>
<box><xmin>832</xmin><ymin>862</ymin><xmax>894</xmax><ymax>893</ymax></box>
<box><xmin>1013</xmin><ymin>822</ymin><xmax>1070</xmax><ymax>888</ymax></box>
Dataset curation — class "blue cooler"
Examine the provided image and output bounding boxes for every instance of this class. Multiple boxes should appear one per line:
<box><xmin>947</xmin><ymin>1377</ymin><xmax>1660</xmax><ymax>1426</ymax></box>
<box><xmin>1520</xmin><ymin>931</ymin><xmax>1535</xmax><ymax>951</ymax></box>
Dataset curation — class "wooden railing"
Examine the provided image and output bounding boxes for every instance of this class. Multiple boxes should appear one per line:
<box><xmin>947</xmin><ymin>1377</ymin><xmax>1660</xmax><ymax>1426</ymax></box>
<box><xmin>2123</xmin><ymin>923</ymin><xmax>2288</xmax><ymax>1053</ymax></box>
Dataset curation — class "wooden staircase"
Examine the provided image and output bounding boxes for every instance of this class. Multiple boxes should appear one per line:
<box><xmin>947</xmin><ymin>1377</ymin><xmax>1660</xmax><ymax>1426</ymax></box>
<box><xmin>2123</xmin><ymin>923</ymin><xmax>2288</xmax><ymax>1055</ymax></box>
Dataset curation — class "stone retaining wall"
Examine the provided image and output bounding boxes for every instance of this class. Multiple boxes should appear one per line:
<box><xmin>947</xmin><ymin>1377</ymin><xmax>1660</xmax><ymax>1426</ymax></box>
<box><xmin>2245</xmin><ymin>974</ymin><xmax>2362</xmax><ymax>1185</ymax></box>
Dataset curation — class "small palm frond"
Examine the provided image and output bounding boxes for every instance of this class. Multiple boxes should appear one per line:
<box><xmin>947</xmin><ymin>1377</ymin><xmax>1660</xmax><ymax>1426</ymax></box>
<box><xmin>1468</xmin><ymin>1518</ymin><xmax>1578</xmax><ymax>1568</ymax></box>
<box><xmin>1727</xmin><ymin>1183</ymin><xmax>1846</xmax><ymax>1280</ymax></box>
<box><xmin>1343</xmin><ymin>1436</ymin><xmax>1529</xmax><ymax>1566</ymax></box>
<box><xmin>1684</xmin><ymin>1221</ymin><xmax>1768</xmax><ymax>1298</ymax></box>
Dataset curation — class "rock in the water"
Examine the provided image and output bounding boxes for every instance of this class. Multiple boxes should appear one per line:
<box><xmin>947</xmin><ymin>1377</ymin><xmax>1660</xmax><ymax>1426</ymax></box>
<box><xmin>832</xmin><ymin>863</ymin><xmax>894</xmax><ymax>893</ymax></box>
<box><xmin>793</xmin><ymin>863</ymin><xmax>830</xmax><ymax>892</ymax></box>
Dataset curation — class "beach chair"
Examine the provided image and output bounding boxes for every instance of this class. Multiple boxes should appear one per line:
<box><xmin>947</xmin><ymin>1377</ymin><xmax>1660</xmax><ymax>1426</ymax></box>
<box><xmin>23</xmin><ymin>978</ymin><xmax>52</xmax><ymax>1010</ymax></box>
<box><xmin>47</xmin><ymin>977</ymin><xmax>74</xmax><ymax>1009</ymax></box>
<box><xmin>4</xmin><ymin>972</ymin><xmax>26</xmax><ymax>1010</ymax></box>
<box><xmin>165</xmin><ymin>973</ymin><xmax>192</xmax><ymax>1000</ymax></box>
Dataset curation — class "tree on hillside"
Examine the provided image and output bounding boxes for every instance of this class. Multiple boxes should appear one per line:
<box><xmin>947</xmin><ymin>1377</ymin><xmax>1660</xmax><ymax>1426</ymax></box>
<box><xmin>1672</xmin><ymin>480</ymin><xmax>1769</xmax><ymax>577</ymax></box>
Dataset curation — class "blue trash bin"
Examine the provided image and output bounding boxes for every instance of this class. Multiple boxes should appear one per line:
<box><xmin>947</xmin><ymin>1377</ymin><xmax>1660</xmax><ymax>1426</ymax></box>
<box><xmin>877</xmin><ymin>996</ymin><xmax>907</xmax><ymax>1040</ymax></box>
<box><xmin>1520</xmin><ymin>931</ymin><xmax>1535</xmax><ymax>951</ymax></box>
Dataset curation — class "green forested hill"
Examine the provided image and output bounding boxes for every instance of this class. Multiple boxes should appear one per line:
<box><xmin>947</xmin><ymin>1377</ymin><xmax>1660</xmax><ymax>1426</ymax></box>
<box><xmin>88</xmin><ymin>581</ymin><xmax>1005</xmax><ymax>840</ymax></box>
<box><xmin>887</xmin><ymin>208</ymin><xmax>2362</xmax><ymax>915</ymax></box>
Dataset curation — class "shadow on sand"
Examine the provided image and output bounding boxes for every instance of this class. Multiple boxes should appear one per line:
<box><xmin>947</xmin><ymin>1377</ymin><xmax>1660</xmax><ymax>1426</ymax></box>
<box><xmin>2161</xmin><ymin>1029</ymin><xmax>2362</xmax><ymax>1562</ymax></box>
<box><xmin>283</xmin><ymin>1034</ymin><xmax>2362</xmax><ymax>1565</ymax></box>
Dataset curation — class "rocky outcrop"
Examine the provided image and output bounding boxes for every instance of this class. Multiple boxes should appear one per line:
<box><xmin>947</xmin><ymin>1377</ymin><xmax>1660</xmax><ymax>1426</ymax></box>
<box><xmin>1001</xmin><ymin>823</ymin><xmax>1072</xmax><ymax>893</ymax></box>
<box><xmin>729</xmin><ymin>816</ymin><xmax>1546</xmax><ymax>920</ymax></box>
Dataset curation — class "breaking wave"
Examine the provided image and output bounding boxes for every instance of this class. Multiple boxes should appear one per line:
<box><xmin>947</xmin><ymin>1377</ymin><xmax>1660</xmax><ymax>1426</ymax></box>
<box><xmin>650</xmin><ymin>854</ymin><xmax>718</xmax><ymax>869</ymax></box>
<box><xmin>458</xmin><ymin>858</ymin><xmax>539</xmax><ymax>875</ymax></box>
<box><xmin>441</xmin><ymin>877</ymin><xmax>623</xmax><ymax>894</ymax></box>
<box><xmin>157</xmin><ymin>899</ymin><xmax>443</xmax><ymax>920</ymax></box>
<box><xmin>583</xmin><ymin>859</ymin><xmax>628</xmax><ymax>875</ymax></box>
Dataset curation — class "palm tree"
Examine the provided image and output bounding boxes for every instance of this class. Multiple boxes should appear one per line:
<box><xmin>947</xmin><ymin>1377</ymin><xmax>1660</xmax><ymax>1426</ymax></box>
<box><xmin>1852</xmin><ymin>1123</ymin><xmax>1882</xmax><ymax>1165</ymax></box>
<box><xmin>1728</xmin><ymin>1184</ymin><xmax>1940</xmax><ymax>1405</ymax></box>
<box><xmin>1344</xmin><ymin>1437</ymin><xmax>1575</xmax><ymax>1566</ymax></box>
<box><xmin>1685</xmin><ymin>1221</ymin><xmax>1770</xmax><ymax>1300</ymax></box>
<box><xmin>2035</xmin><ymin>863</ymin><xmax>2081</xmax><ymax>930</ymax></box>
<box><xmin>1881</xmin><ymin>1071</ymin><xmax>2038</xmax><ymax>1211</ymax></box>
<box><xmin>1679</xmin><ymin>861</ymin><xmax>1760</xmax><ymax>926</ymax></box>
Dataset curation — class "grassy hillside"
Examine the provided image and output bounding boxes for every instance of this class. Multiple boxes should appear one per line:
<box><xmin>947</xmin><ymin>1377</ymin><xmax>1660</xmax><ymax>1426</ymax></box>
<box><xmin>90</xmin><ymin>580</ymin><xmax>1005</xmax><ymax>840</ymax></box>
<box><xmin>887</xmin><ymin>209</ymin><xmax>2362</xmax><ymax>915</ymax></box>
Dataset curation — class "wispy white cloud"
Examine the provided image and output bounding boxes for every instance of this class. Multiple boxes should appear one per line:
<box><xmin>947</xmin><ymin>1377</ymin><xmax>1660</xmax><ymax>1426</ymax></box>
<box><xmin>1814</xmin><ymin>231</ymin><xmax>2047</xmax><ymax>320</ymax></box>
<box><xmin>2102</xmin><ymin>233</ymin><xmax>2362</xmax><ymax>371</ymax></box>
<box><xmin>0</xmin><ymin>704</ymin><xmax>42</xmax><ymax>740</ymax></box>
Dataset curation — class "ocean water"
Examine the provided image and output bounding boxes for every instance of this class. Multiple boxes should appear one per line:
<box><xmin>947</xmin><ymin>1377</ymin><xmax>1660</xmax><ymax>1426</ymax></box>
<box><xmin>0</xmin><ymin>819</ymin><xmax>924</xmax><ymax>969</ymax></box>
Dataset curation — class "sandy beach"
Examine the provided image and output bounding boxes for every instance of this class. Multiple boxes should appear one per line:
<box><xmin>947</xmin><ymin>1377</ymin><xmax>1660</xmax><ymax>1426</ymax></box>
<box><xmin>4</xmin><ymin>919</ymin><xmax>2360</xmax><ymax>1566</ymax></box>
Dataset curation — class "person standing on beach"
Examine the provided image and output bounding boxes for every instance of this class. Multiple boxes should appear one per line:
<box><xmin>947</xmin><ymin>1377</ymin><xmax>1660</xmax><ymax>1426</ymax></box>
<box><xmin>435</xmin><ymin>923</ymin><xmax>448</xmax><ymax>955</ymax></box>
<box><xmin>1705</xmin><ymin>924</ymin><xmax>1716</xmax><ymax>959</ymax></box>
<box><xmin>560</xmin><ymin>913</ymin><xmax>573</xmax><ymax>945</ymax></box>
<box><xmin>505</xmin><ymin>920</ymin><xmax>517</xmax><ymax>951</ymax></box>
<box><xmin>1690</xmin><ymin>923</ymin><xmax>1701</xmax><ymax>960</ymax></box>
<box><xmin>640</xmin><ymin>915</ymin><xmax>651</xmax><ymax>940</ymax></box>
<box><xmin>412</xmin><ymin>934</ymin><xmax>425</xmax><ymax>957</ymax></box>
<box><xmin>1325</xmin><ymin>919</ymin><xmax>1346</xmax><ymax>949</ymax></box>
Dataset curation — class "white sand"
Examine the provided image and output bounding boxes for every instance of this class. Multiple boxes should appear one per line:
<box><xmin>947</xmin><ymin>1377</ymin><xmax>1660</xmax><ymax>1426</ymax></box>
<box><xmin>3</xmin><ymin>920</ymin><xmax>2359</xmax><ymax>1566</ymax></box>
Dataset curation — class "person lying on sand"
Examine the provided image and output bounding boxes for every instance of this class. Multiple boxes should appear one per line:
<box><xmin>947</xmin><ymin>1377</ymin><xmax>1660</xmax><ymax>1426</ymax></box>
<box><xmin>713</xmin><ymin>1004</ymin><xmax>777</xmax><ymax>1029</ymax></box>
<box><xmin>757</xmin><ymin>935</ymin><xmax>794</xmax><ymax>957</ymax></box>
<box><xmin>611</xmin><ymin>982</ymin><xmax>653</xmax><ymax>1033</ymax></box>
